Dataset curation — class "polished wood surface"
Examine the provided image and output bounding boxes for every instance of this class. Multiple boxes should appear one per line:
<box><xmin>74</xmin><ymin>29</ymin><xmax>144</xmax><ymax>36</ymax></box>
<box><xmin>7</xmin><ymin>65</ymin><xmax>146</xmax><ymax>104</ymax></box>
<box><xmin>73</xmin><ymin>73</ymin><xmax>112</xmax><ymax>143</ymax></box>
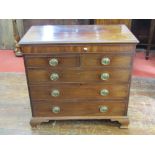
<box><xmin>81</xmin><ymin>53</ymin><xmax>132</xmax><ymax>67</ymax></box>
<box><xmin>27</xmin><ymin>69</ymin><xmax>130</xmax><ymax>84</ymax></box>
<box><xmin>30</xmin><ymin>84</ymin><xmax>129</xmax><ymax>100</ymax></box>
<box><xmin>19</xmin><ymin>25</ymin><xmax>138</xmax><ymax>44</ymax></box>
<box><xmin>26</xmin><ymin>54</ymin><xmax>80</xmax><ymax>68</ymax></box>
<box><xmin>19</xmin><ymin>25</ymin><xmax>138</xmax><ymax>128</ymax></box>
<box><xmin>32</xmin><ymin>100</ymin><xmax>126</xmax><ymax>117</ymax></box>
<box><xmin>25</xmin><ymin>53</ymin><xmax>132</xmax><ymax>68</ymax></box>
<box><xmin>22</xmin><ymin>44</ymin><xmax>136</xmax><ymax>54</ymax></box>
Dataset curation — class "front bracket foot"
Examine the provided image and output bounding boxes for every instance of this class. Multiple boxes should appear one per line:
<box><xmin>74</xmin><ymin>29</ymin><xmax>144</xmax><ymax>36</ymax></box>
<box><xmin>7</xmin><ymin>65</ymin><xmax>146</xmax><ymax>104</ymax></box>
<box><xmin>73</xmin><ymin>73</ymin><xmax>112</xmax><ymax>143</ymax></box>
<box><xmin>30</xmin><ymin>117</ymin><xmax>49</xmax><ymax>127</ymax></box>
<box><xmin>111</xmin><ymin>117</ymin><xmax>129</xmax><ymax>129</ymax></box>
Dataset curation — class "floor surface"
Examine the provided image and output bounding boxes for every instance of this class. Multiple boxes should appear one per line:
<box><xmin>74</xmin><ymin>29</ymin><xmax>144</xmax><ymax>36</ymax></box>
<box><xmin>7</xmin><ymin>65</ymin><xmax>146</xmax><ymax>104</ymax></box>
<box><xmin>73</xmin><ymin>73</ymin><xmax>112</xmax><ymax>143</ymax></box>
<box><xmin>133</xmin><ymin>50</ymin><xmax>155</xmax><ymax>78</ymax></box>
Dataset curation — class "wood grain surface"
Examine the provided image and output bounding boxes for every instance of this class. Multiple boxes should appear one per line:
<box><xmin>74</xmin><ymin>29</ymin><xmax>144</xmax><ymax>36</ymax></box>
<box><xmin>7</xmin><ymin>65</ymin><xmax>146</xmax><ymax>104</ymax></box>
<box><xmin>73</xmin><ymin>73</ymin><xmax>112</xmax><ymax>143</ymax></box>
<box><xmin>27</xmin><ymin>68</ymin><xmax>130</xmax><ymax>84</ymax></box>
<box><xmin>21</xmin><ymin>44</ymin><xmax>136</xmax><ymax>54</ymax></box>
<box><xmin>19</xmin><ymin>25</ymin><xmax>139</xmax><ymax>44</ymax></box>
<box><xmin>25</xmin><ymin>53</ymin><xmax>132</xmax><ymax>68</ymax></box>
<box><xmin>25</xmin><ymin>54</ymin><xmax>80</xmax><ymax>68</ymax></box>
<box><xmin>29</xmin><ymin>84</ymin><xmax>129</xmax><ymax>100</ymax></box>
<box><xmin>32</xmin><ymin>100</ymin><xmax>126</xmax><ymax>117</ymax></box>
<box><xmin>19</xmin><ymin>25</ymin><xmax>138</xmax><ymax>128</ymax></box>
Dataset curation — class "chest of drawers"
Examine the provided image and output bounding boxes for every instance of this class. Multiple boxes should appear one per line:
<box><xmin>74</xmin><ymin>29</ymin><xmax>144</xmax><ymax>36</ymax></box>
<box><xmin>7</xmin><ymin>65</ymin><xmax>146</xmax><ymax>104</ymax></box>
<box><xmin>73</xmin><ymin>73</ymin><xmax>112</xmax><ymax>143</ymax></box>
<box><xmin>19</xmin><ymin>25</ymin><xmax>139</xmax><ymax>128</ymax></box>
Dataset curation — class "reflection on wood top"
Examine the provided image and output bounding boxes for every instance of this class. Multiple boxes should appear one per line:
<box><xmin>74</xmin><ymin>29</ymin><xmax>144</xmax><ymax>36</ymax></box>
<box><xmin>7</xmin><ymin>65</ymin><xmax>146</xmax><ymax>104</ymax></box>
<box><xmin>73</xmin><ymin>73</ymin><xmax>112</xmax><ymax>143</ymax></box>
<box><xmin>19</xmin><ymin>25</ymin><xmax>139</xmax><ymax>44</ymax></box>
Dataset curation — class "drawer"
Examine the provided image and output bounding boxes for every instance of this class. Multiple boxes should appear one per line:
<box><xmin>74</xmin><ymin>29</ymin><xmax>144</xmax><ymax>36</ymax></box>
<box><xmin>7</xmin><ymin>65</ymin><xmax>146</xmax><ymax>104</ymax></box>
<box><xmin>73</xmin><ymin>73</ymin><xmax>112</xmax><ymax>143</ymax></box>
<box><xmin>27</xmin><ymin>69</ymin><xmax>130</xmax><ymax>84</ymax></box>
<box><xmin>30</xmin><ymin>84</ymin><xmax>129</xmax><ymax>100</ymax></box>
<box><xmin>25</xmin><ymin>54</ymin><xmax>80</xmax><ymax>68</ymax></box>
<box><xmin>22</xmin><ymin>44</ymin><xmax>136</xmax><ymax>54</ymax></box>
<box><xmin>81</xmin><ymin>53</ymin><xmax>132</xmax><ymax>67</ymax></box>
<box><xmin>32</xmin><ymin>100</ymin><xmax>126</xmax><ymax>117</ymax></box>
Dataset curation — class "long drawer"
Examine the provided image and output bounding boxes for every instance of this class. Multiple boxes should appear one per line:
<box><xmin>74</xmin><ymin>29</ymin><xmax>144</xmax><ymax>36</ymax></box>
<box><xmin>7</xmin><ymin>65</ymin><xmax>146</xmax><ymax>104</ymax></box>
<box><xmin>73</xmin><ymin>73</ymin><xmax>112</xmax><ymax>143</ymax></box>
<box><xmin>32</xmin><ymin>100</ymin><xmax>126</xmax><ymax>117</ymax></box>
<box><xmin>22</xmin><ymin>44</ymin><xmax>135</xmax><ymax>54</ymax></box>
<box><xmin>29</xmin><ymin>84</ymin><xmax>129</xmax><ymax>101</ymax></box>
<box><xmin>27</xmin><ymin>69</ymin><xmax>130</xmax><ymax>84</ymax></box>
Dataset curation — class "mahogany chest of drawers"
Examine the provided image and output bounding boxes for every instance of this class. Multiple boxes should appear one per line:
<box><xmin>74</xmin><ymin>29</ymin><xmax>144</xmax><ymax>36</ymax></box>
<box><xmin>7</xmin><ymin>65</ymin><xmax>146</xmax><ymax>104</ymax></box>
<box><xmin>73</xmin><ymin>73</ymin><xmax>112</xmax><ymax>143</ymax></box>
<box><xmin>19</xmin><ymin>25</ymin><xmax>139</xmax><ymax>128</ymax></box>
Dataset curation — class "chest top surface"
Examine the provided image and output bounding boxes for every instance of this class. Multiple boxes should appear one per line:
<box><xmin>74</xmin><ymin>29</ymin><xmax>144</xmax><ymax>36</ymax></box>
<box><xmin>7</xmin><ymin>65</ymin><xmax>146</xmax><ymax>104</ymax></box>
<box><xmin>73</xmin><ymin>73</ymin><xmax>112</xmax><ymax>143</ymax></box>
<box><xmin>19</xmin><ymin>25</ymin><xmax>139</xmax><ymax>45</ymax></box>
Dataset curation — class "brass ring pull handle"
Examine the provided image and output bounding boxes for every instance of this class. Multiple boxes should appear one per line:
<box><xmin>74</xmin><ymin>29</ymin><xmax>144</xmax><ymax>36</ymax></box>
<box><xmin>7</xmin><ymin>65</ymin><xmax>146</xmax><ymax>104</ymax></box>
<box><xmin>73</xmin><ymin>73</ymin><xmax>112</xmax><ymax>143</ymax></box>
<box><xmin>99</xmin><ymin>106</ymin><xmax>108</xmax><ymax>113</ymax></box>
<box><xmin>100</xmin><ymin>89</ymin><xmax>109</xmax><ymax>96</ymax></box>
<box><xmin>50</xmin><ymin>73</ymin><xmax>59</xmax><ymax>81</ymax></box>
<box><xmin>101</xmin><ymin>73</ymin><xmax>110</xmax><ymax>80</ymax></box>
<box><xmin>101</xmin><ymin>57</ymin><xmax>110</xmax><ymax>65</ymax></box>
<box><xmin>52</xmin><ymin>106</ymin><xmax>60</xmax><ymax>113</ymax></box>
<box><xmin>51</xmin><ymin>89</ymin><xmax>60</xmax><ymax>97</ymax></box>
<box><xmin>49</xmin><ymin>58</ymin><xmax>58</xmax><ymax>66</ymax></box>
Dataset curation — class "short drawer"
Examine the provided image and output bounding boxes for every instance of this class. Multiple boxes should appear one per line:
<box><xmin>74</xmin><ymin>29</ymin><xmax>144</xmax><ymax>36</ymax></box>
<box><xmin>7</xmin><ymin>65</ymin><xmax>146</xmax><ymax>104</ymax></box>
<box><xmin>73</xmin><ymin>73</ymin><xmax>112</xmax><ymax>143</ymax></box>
<box><xmin>30</xmin><ymin>84</ymin><xmax>129</xmax><ymax>101</ymax></box>
<box><xmin>32</xmin><ymin>100</ymin><xmax>126</xmax><ymax>117</ymax></box>
<box><xmin>81</xmin><ymin>53</ymin><xmax>132</xmax><ymax>67</ymax></box>
<box><xmin>25</xmin><ymin>54</ymin><xmax>80</xmax><ymax>68</ymax></box>
<box><xmin>27</xmin><ymin>69</ymin><xmax>130</xmax><ymax>84</ymax></box>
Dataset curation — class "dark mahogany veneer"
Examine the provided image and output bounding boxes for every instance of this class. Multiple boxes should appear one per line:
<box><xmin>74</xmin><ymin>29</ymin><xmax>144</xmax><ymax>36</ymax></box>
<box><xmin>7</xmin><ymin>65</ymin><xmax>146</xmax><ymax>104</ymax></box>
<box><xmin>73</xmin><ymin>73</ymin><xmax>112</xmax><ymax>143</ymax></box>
<box><xmin>19</xmin><ymin>25</ymin><xmax>139</xmax><ymax>128</ymax></box>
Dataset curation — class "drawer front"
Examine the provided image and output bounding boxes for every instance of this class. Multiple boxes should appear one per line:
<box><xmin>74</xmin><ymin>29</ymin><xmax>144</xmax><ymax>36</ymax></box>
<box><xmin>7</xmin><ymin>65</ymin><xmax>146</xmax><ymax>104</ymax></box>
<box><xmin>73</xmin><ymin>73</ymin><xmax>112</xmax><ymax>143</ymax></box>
<box><xmin>81</xmin><ymin>53</ymin><xmax>132</xmax><ymax>67</ymax></box>
<box><xmin>27</xmin><ymin>69</ymin><xmax>130</xmax><ymax>84</ymax></box>
<box><xmin>32</xmin><ymin>101</ymin><xmax>126</xmax><ymax>117</ymax></box>
<box><xmin>22</xmin><ymin>44</ymin><xmax>136</xmax><ymax>54</ymax></box>
<box><xmin>30</xmin><ymin>84</ymin><xmax>129</xmax><ymax>100</ymax></box>
<box><xmin>25</xmin><ymin>53</ymin><xmax>132</xmax><ymax>68</ymax></box>
<box><xmin>25</xmin><ymin>54</ymin><xmax>80</xmax><ymax>68</ymax></box>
